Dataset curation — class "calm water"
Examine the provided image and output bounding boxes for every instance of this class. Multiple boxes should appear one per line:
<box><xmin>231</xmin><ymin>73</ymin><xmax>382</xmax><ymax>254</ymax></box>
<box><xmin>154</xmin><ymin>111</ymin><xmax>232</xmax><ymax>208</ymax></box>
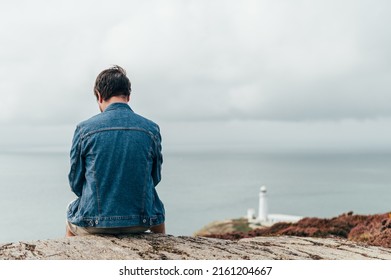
<box><xmin>0</xmin><ymin>149</ymin><xmax>390</xmax><ymax>243</ymax></box>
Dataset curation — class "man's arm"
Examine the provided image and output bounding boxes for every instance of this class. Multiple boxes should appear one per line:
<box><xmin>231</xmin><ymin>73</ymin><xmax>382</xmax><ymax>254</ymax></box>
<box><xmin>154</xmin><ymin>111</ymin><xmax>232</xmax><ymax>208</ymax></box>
<box><xmin>68</xmin><ymin>126</ymin><xmax>85</xmax><ymax>197</ymax></box>
<box><xmin>152</xmin><ymin>127</ymin><xmax>163</xmax><ymax>187</ymax></box>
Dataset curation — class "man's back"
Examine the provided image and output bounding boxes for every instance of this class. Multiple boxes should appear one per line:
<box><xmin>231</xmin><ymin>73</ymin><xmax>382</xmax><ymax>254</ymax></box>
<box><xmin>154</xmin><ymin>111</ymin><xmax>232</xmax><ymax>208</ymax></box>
<box><xmin>66</xmin><ymin>66</ymin><xmax>165</xmax><ymax>235</ymax></box>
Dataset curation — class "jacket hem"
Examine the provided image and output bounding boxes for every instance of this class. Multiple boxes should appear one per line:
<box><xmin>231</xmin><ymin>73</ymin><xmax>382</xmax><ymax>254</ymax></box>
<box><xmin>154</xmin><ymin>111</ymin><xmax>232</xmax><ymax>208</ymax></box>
<box><xmin>67</xmin><ymin>214</ymin><xmax>165</xmax><ymax>228</ymax></box>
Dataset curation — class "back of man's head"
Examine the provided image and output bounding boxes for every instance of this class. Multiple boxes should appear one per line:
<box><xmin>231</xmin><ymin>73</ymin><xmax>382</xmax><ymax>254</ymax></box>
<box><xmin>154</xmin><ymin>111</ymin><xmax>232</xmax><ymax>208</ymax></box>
<box><xmin>94</xmin><ymin>65</ymin><xmax>131</xmax><ymax>101</ymax></box>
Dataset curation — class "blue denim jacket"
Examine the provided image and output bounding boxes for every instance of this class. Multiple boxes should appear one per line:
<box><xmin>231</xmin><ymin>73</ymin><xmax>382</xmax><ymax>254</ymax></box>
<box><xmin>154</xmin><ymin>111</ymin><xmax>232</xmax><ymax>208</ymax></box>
<box><xmin>67</xmin><ymin>102</ymin><xmax>165</xmax><ymax>228</ymax></box>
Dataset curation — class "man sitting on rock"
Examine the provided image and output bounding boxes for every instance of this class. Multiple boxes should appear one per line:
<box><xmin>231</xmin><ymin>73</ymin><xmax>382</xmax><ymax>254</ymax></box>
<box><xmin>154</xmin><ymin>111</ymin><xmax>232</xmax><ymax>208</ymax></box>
<box><xmin>66</xmin><ymin>65</ymin><xmax>165</xmax><ymax>236</ymax></box>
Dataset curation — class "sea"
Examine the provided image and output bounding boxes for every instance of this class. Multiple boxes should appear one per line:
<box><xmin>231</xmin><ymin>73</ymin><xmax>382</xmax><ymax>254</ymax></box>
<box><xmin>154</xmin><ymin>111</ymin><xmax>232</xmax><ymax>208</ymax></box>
<box><xmin>0</xmin><ymin>149</ymin><xmax>390</xmax><ymax>243</ymax></box>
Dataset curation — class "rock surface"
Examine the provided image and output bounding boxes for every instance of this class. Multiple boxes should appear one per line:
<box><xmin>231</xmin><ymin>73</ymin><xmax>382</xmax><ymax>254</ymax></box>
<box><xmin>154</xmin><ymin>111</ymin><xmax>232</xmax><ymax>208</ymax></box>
<box><xmin>2</xmin><ymin>234</ymin><xmax>391</xmax><ymax>260</ymax></box>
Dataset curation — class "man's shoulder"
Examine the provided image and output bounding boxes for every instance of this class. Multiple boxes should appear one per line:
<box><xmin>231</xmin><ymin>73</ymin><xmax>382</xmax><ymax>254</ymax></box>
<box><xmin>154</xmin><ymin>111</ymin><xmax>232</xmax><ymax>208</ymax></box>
<box><xmin>76</xmin><ymin>113</ymin><xmax>102</xmax><ymax>130</ymax></box>
<box><xmin>76</xmin><ymin>110</ymin><xmax>160</xmax><ymax>136</ymax></box>
<box><xmin>131</xmin><ymin>112</ymin><xmax>160</xmax><ymax>130</ymax></box>
<box><xmin>127</xmin><ymin>112</ymin><xmax>161</xmax><ymax>139</ymax></box>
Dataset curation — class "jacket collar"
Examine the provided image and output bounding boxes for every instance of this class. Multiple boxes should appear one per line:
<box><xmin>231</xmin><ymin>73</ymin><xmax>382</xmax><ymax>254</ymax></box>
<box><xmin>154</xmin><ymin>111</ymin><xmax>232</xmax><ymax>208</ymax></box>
<box><xmin>104</xmin><ymin>102</ymin><xmax>133</xmax><ymax>112</ymax></box>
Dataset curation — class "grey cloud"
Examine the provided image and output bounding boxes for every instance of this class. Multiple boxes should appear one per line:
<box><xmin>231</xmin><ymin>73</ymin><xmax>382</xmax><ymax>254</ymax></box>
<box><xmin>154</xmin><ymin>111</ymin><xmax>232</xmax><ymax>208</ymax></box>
<box><xmin>1</xmin><ymin>0</ymin><xmax>391</xmax><ymax>125</ymax></box>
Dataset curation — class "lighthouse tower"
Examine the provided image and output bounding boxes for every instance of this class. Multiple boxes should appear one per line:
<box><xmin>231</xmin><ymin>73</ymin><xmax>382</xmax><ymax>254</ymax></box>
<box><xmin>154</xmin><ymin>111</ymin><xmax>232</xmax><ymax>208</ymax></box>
<box><xmin>258</xmin><ymin>185</ymin><xmax>268</xmax><ymax>222</ymax></box>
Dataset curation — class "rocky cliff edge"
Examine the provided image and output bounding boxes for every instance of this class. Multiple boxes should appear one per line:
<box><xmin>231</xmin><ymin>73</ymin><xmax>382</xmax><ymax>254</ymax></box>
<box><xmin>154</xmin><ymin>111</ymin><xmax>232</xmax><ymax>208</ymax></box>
<box><xmin>2</xmin><ymin>234</ymin><xmax>391</xmax><ymax>260</ymax></box>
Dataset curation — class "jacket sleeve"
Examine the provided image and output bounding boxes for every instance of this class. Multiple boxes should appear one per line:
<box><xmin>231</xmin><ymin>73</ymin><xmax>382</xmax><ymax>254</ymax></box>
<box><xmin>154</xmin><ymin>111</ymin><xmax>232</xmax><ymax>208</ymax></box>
<box><xmin>68</xmin><ymin>126</ymin><xmax>85</xmax><ymax>197</ymax></box>
<box><xmin>152</xmin><ymin>126</ymin><xmax>163</xmax><ymax>187</ymax></box>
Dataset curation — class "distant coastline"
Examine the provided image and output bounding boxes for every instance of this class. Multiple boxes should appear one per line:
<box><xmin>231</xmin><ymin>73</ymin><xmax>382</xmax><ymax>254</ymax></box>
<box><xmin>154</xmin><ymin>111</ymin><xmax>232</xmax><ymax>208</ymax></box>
<box><xmin>197</xmin><ymin>211</ymin><xmax>391</xmax><ymax>249</ymax></box>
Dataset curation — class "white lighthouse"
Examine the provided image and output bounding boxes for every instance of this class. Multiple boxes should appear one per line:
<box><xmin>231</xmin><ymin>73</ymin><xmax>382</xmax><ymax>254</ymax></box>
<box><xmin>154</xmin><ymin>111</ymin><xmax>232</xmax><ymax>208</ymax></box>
<box><xmin>258</xmin><ymin>185</ymin><xmax>268</xmax><ymax>222</ymax></box>
<box><xmin>246</xmin><ymin>185</ymin><xmax>303</xmax><ymax>226</ymax></box>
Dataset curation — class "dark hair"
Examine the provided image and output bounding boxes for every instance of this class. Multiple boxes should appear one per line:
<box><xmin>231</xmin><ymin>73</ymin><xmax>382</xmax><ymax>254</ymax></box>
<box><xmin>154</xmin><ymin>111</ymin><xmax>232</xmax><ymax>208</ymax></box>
<box><xmin>94</xmin><ymin>65</ymin><xmax>131</xmax><ymax>100</ymax></box>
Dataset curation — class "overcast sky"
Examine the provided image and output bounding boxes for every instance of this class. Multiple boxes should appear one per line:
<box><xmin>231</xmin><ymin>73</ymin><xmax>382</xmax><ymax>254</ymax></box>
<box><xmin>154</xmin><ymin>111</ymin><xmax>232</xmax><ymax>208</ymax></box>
<box><xmin>1</xmin><ymin>0</ymin><xmax>391</xmax><ymax>152</ymax></box>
